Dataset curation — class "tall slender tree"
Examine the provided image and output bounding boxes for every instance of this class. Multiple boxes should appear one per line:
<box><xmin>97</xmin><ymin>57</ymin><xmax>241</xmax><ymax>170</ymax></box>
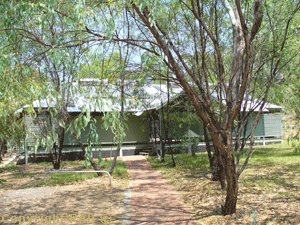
<box><xmin>84</xmin><ymin>0</ymin><xmax>299</xmax><ymax>214</ymax></box>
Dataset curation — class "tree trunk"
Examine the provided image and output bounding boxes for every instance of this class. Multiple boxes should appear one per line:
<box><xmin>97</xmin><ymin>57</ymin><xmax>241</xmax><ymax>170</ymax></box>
<box><xmin>56</xmin><ymin>126</ymin><xmax>65</xmax><ymax>169</ymax></box>
<box><xmin>79</xmin><ymin>133</ymin><xmax>102</xmax><ymax>173</ymax></box>
<box><xmin>149</xmin><ymin>116</ymin><xmax>162</xmax><ymax>160</ymax></box>
<box><xmin>109</xmin><ymin>144</ymin><xmax>121</xmax><ymax>174</ymax></box>
<box><xmin>169</xmin><ymin>140</ymin><xmax>176</xmax><ymax>167</ymax></box>
<box><xmin>203</xmin><ymin>127</ymin><xmax>214</xmax><ymax>167</ymax></box>
<box><xmin>109</xmin><ymin>110</ymin><xmax>124</xmax><ymax>173</ymax></box>
<box><xmin>63</xmin><ymin>104</ymin><xmax>102</xmax><ymax>176</ymax></box>
<box><xmin>1</xmin><ymin>138</ymin><xmax>8</xmax><ymax>157</ymax></box>
<box><xmin>51</xmin><ymin>126</ymin><xmax>65</xmax><ymax>170</ymax></box>
<box><xmin>52</xmin><ymin>150</ymin><xmax>60</xmax><ymax>170</ymax></box>
<box><xmin>158</xmin><ymin>108</ymin><xmax>166</xmax><ymax>162</ymax></box>
<box><xmin>0</xmin><ymin>138</ymin><xmax>7</xmax><ymax>162</ymax></box>
<box><xmin>191</xmin><ymin>145</ymin><xmax>196</xmax><ymax>156</ymax></box>
<box><xmin>222</xmin><ymin>152</ymin><xmax>238</xmax><ymax>215</ymax></box>
<box><xmin>48</xmin><ymin>145</ymin><xmax>59</xmax><ymax>169</ymax></box>
<box><xmin>109</xmin><ymin>60</ymin><xmax>125</xmax><ymax>174</ymax></box>
<box><xmin>211</xmin><ymin>147</ymin><xmax>226</xmax><ymax>189</ymax></box>
<box><xmin>72</xmin><ymin>129</ymin><xmax>103</xmax><ymax>176</ymax></box>
<box><xmin>160</xmin><ymin>140</ymin><xmax>166</xmax><ymax>162</ymax></box>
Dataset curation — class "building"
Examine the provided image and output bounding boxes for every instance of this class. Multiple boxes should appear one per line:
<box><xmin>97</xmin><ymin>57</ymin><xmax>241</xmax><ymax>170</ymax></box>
<box><xmin>20</xmin><ymin>79</ymin><xmax>283</xmax><ymax>161</ymax></box>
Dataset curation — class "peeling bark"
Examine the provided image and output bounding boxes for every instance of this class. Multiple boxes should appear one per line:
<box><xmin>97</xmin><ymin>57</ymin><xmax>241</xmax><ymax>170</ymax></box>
<box><xmin>211</xmin><ymin>147</ymin><xmax>226</xmax><ymax>189</ymax></box>
<box><xmin>222</xmin><ymin>152</ymin><xmax>238</xmax><ymax>215</ymax></box>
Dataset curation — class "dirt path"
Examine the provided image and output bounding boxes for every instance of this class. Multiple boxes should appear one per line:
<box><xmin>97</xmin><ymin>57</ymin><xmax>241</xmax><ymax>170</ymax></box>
<box><xmin>123</xmin><ymin>156</ymin><xmax>198</xmax><ymax>225</ymax></box>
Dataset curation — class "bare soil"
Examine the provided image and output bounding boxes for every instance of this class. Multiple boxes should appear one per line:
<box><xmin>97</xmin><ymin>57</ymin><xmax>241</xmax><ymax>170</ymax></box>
<box><xmin>0</xmin><ymin>162</ymin><xmax>129</xmax><ymax>225</ymax></box>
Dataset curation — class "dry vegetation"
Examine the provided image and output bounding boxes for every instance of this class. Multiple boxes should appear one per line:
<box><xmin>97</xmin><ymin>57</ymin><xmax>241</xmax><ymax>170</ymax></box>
<box><xmin>1</xmin><ymin>144</ymin><xmax>299</xmax><ymax>224</ymax></box>
<box><xmin>0</xmin><ymin>159</ymin><xmax>130</xmax><ymax>225</ymax></box>
<box><xmin>148</xmin><ymin>146</ymin><xmax>300</xmax><ymax>224</ymax></box>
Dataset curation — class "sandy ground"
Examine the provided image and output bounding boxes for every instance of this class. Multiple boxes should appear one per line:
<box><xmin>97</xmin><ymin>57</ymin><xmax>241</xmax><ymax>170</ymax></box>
<box><xmin>0</xmin><ymin>162</ymin><xmax>129</xmax><ymax>225</ymax></box>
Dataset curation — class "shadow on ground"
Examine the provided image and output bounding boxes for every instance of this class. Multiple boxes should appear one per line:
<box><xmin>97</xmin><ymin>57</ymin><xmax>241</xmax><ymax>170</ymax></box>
<box><xmin>0</xmin><ymin>178</ymin><xmax>126</xmax><ymax>225</ymax></box>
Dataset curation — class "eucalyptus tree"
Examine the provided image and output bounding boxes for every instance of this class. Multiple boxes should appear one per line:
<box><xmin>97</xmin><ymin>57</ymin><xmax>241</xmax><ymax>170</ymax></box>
<box><xmin>83</xmin><ymin>0</ymin><xmax>300</xmax><ymax>215</ymax></box>
<box><xmin>266</xmin><ymin>12</ymin><xmax>300</xmax><ymax>150</ymax></box>
<box><xmin>270</xmin><ymin>72</ymin><xmax>300</xmax><ymax>151</ymax></box>
<box><xmin>30</xmin><ymin>47</ymin><xmax>83</xmax><ymax>170</ymax></box>
<box><xmin>0</xmin><ymin>44</ymin><xmax>43</xmax><ymax>160</ymax></box>
<box><xmin>0</xmin><ymin>1</ymin><xmax>104</xmax><ymax>171</ymax></box>
<box><xmin>0</xmin><ymin>0</ymin><xmax>135</xmax><ymax>173</ymax></box>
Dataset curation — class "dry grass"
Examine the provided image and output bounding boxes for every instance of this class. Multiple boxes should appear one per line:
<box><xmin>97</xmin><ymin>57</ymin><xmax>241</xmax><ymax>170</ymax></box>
<box><xmin>0</xmin><ymin>158</ymin><xmax>128</xmax><ymax>190</ymax></box>
<box><xmin>0</xmin><ymin>159</ymin><xmax>130</xmax><ymax>224</ymax></box>
<box><xmin>148</xmin><ymin>148</ymin><xmax>300</xmax><ymax>224</ymax></box>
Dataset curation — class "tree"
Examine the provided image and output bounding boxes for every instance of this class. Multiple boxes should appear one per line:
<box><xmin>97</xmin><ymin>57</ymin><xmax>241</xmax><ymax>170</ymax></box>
<box><xmin>0</xmin><ymin>1</ymin><xmax>104</xmax><ymax>171</ymax></box>
<box><xmin>266</xmin><ymin>11</ymin><xmax>300</xmax><ymax>152</ymax></box>
<box><xmin>1</xmin><ymin>0</ymin><xmax>299</xmax><ymax>215</ymax></box>
<box><xmin>0</xmin><ymin>54</ymin><xmax>43</xmax><ymax>161</ymax></box>
<box><xmin>84</xmin><ymin>0</ymin><xmax>299</xmax><ymax>214</ymax></box>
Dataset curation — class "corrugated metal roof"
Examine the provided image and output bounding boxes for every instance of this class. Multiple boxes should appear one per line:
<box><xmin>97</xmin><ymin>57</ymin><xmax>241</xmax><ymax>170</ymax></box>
<box><xmin>18</xmin><ymin>80</ymin><xmax>282</xmax><ymax>114</ymax></box>
<box><xmin>210</xmin><ymin>92</ymin><xmax>282</xmax><ymax>113</ymax></box>
<box><xmin>19</xmin><ymin>81</ymin><xmax>183</xmax><ymax>114</ymax></box>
